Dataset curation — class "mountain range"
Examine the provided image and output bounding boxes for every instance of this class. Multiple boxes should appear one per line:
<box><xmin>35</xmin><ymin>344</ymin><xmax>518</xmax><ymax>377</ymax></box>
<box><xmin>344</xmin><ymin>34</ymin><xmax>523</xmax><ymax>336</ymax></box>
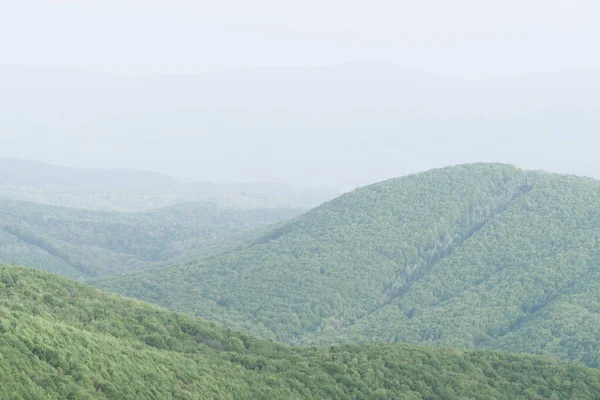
<box><xmin>6</xmin><ymin>161</ymin><xmax>600</xmax><ymax>397</ymax></box>
<box><xmin>93</xmin><ymin>163</ymin><xmax>600</xmax><ymax>369</ymax></box>
<box><xmin>2</xmin><ymin>65</ymin><xmax>599</xmax><ymax>187</ymax></box>
<box><xmin>0</xmin><ymin>159</ymin><xmax>335</xmax><ymax>210</ymax></box>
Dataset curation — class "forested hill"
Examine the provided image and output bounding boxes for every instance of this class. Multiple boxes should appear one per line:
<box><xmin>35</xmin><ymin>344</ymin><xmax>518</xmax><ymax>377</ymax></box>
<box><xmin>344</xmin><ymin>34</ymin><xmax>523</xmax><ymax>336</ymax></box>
<box><xmin>96</xmin><ymin>163</ymin><xmax>600</xmax><ymax>368</ymax></box>
<box><xmin>3</xmin><ymin>264</ymin><xmax>600</xmax><ymax>399</ymax></box>
<box><xmin>0</xmin><ymin>198</ymin><xmax>301</xmax><ymax>279</ymax></box>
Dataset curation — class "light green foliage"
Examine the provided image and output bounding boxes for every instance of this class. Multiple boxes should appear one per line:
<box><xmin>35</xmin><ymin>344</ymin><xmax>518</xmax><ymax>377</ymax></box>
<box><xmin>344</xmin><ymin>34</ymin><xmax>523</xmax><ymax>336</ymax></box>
<box><xmin>0</xmin><ymin>199</ymin><xmax>301</xmax><ymax>279</ymax></box>
<box><xmin>3</xmin><ymin>264</ymin><xmax>600</xmax><ymax>399</ymax></box>
<box><xmin>96</xmin><ymin>163</ymin><xmax>600</xmax><ymax>367</ymax></box>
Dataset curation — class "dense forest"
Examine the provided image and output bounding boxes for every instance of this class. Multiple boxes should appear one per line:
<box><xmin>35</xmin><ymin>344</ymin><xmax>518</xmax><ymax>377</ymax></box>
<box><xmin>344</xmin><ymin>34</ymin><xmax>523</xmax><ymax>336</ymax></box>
<box><xmin>94</xmin><ymin>163</ymin><xmax>600</xmax><ymax>368</ymax></box>
<box><xmin>0</xmin><ymin>198</ymin><xmax>300</xmax><ymax>279</ymax></box>
<box><xmin>3</xmin><ymin>264</ymin><xmax>600</xmax><ymax>399</ymax></box>
<box><xmin>4</xmin><ymin>0</ymin><xmax>598</xmax><ymax>396</ymax></box>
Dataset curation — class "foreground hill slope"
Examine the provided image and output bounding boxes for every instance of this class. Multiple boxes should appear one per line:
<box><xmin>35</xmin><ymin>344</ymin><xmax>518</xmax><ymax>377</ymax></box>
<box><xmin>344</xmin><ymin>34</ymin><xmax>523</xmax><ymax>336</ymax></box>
<box><xmin>0</xmin><ymin>198</ymin><xmax>300</xmax><ymax>279</ymax></box>
<box><xmin>96</xmin><ymin>163</ymin><xmax>600</xmax><ymax>367</ymax></box>
<box><xmin>3</xmin><ymin>264</ymin><xmax>600</xmax><ymax>399</ymax></box>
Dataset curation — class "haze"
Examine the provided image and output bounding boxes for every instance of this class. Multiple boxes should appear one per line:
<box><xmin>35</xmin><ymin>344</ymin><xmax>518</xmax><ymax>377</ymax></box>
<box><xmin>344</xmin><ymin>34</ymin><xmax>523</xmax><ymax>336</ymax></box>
<box><xmin>1</xmin><ymin>0</ymin><xmax>599</xmax><ymax>190</ymax></box>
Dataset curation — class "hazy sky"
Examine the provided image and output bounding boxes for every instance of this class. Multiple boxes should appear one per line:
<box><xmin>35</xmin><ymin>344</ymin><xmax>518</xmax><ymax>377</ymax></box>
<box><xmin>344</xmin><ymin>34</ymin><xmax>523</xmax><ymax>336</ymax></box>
<box><xmin>1</xmin><ymin>1</ymin><xmax>599</xmax><ymax>189</ymax></box>
<box><xmin>2</xmin><ymin>0</ymin><xmax>598</xmax><ymax>77</ymax></box>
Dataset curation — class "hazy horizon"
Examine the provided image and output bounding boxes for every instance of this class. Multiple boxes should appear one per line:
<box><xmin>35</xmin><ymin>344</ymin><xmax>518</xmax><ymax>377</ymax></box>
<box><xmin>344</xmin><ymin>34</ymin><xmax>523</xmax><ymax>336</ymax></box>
<box><xmin>1</xmin><ymin>1</ymin><xmax>599</xmax><ymax>191</ymax></box>
<box><xmin>3</xmin><ymin>154</ymin><xmax>600</xmax><ymax>193</ymax></box>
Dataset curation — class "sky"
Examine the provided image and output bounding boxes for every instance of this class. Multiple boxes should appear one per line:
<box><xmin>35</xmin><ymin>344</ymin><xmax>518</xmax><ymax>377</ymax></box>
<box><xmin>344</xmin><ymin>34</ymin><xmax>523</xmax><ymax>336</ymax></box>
<box><xmin>1</xmin><ymin>0</ymin><xmax>599</xmax><ymax>77</ymax></box>
<box><xmin>1</xmin><ymin>0</ymin><xmax>599</xmax><ymax>189</ymax></box>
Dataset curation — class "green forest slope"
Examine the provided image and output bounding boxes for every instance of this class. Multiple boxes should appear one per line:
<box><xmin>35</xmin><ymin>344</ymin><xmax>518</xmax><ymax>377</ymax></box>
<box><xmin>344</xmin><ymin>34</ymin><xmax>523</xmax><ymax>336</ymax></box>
<box><xmin>3</xmin><ymin>264</ymin><xmax>600</xmax><ymax>400</ymax></box>
<box><xmin>0</xmin><ymin>199</ymin><xmax>300</xmax><ymax>279</ymax></box>
<box><xmin>95</xmin><ymin>163</ymin><xmax>600</xmax><ymax>368</ymax></box>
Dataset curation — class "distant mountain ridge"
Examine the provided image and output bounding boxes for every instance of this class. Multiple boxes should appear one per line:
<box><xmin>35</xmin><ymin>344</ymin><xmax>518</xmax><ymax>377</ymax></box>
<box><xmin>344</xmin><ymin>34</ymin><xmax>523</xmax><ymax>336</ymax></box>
<box><xmin>3</xmin><ymin>65</ymin><xmax>600</xmax><ymax>188</ymax></box>
<box><xmin>95</xmin><ymin>163</ymin><xmax>600</xmax><ymax>368</ymax></box>
<box><xmin>0</xmin><ymin>159</ymin><xmax>336</xmax><ymax>210</ymax></box>
<box><xmin>0</xmin><ymin>158</ymin><xmax>297</xmax><ymax>194</ymax></box>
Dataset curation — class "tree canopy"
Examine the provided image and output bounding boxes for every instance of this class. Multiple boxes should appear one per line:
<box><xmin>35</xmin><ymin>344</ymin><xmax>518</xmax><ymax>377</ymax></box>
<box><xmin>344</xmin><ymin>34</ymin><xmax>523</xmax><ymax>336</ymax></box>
<box><xmin>95</xmin><ymin>163</ymin><xmax>600</xmax><ymax>368</ymax></box>
<box><xmin>0</xmin><ymin>198</ymin><xmax>300</xmax><ymax>279</ymax></box>
<box><xmin>3</xmin><ymin>264</ymin><xmax>600</xmax><ymax>399</ymax></box>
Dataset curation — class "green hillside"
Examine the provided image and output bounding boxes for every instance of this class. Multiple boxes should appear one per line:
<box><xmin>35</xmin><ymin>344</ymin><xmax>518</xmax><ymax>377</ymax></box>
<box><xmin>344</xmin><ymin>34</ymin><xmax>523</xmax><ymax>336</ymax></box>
<box><xmin>0</xmin><ymin>199</ymin><xmax>300</xmax><ymax>279</ymax></box>
<box><xmin>95</xmin><ymin>163</ymin><xmax>600</xmax><ymax>367</ymax></box>
<box><xmin>3</xmin><ymin>264</ymin><xmax>600</xmax><ymax>399</ymax></box>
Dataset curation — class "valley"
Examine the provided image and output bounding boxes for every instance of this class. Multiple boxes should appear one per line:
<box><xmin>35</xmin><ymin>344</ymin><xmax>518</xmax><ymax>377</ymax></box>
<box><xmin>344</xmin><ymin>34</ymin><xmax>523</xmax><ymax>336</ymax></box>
<box><xmin>0</xmin><ymin>197</ymin><xmax>301</xmax><ymax>279</ymax></box>
<box><xmin>92</xmin><ymin>163</ymin><xmax>600</xmax><ymax>369</ymax></box>
<box><xmin>4</xmin><ymin>162</ymin><xmax>600</xmax><ymax>398</ymax></box>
